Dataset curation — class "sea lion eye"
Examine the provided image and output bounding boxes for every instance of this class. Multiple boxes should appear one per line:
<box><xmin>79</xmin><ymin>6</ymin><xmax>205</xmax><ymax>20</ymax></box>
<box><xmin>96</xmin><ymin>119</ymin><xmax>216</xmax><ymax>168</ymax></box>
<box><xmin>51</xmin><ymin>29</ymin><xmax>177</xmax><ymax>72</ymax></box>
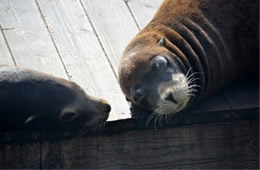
<box><xmin>60</xmin><ymin>109</ymin><xmax>77</xmax><ymax>122</ymax></box>
<box><xmin>153</xmin><ymin>56</ymin><xmax>168</xmax><ymax>70</ymax></box>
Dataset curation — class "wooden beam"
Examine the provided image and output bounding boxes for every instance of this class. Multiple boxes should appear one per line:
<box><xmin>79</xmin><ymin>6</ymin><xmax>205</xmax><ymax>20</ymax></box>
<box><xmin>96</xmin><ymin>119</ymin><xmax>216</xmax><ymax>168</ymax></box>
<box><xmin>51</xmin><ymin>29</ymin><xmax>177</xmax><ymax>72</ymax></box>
<box><xmin>0</xmin><ymin>142</ymin><xmax>41</xmax><ymax>169</ymax></box>
<box><xmin>0</xmin><ymin>119</ymin><xmax>258</xmax><ymax>169</ymax></box>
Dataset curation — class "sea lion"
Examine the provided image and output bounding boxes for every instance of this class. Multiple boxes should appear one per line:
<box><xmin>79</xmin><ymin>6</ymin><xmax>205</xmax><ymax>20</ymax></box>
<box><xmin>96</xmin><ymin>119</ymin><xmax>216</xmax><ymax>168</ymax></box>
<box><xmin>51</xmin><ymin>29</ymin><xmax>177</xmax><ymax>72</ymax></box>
<box><xmin>0</xmin><ymin>65</ymin><xmax>111</xmax><ymax>130</ymax></box>
<box><xmin>118</xmin><ymin>0</ymin><xmax>259</xmax><ymax>120</ymax></box>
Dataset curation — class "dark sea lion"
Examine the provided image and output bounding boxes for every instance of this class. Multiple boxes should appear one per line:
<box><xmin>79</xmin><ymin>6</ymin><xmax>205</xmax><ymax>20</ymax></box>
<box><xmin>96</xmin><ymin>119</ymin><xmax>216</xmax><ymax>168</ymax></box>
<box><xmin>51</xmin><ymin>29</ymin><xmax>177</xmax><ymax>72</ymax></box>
<box><xmin>0</xmin><ymin>65</ymin><xmax>111</xmax><ymax>130</ymax></box>
<box><xmin>118</xmin><ymin>0</ymin><xmax>259</xmax><ymax>120</ymax></box>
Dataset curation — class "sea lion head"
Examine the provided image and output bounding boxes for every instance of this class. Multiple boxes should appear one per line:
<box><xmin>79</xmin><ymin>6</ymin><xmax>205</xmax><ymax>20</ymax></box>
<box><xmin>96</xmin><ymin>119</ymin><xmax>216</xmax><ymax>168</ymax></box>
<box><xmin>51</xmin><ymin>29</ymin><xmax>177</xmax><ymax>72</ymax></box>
<box><xmin>24</xmin><ymin>81</ymin><xmax>111</xmax><ymax>130</ymax></box>
<box><xmin>119</xmin><ymin>38</ymin><xmax>196</xmax><ymax>120</ymax></box>
<box><xmin>58</xmin><ymin>87</ymin><xmax>111</xmax><ymax>128</ymax></box>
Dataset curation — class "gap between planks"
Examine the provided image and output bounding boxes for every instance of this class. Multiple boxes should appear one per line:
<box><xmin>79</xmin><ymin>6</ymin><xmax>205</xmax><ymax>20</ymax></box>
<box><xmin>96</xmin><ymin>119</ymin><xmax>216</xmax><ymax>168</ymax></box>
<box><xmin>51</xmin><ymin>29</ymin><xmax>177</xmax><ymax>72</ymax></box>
<box><xmin>0</xmin><ymin>24</ymin><xmax>17</xmax><ymax>65</ymax></box>
<box><xmin>35</xmin><ymin>0</ymin><xmax>71</xmax><ymax>80</ymax></box>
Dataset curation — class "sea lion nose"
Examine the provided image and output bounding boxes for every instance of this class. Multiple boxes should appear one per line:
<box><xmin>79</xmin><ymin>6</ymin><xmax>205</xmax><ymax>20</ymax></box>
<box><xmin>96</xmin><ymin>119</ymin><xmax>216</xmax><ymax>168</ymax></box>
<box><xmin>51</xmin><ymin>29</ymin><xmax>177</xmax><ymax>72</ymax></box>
<box><xmin>133</xmin><ymin>89</ymin><xmax>144</xmax><ymax>102</ymax></box>
<box><xmin>165</xmin><ymin>93</ymin><xmax>178</xmax><ymax>104</ymax></box>
<box><xmin>104</xmin><ymin>104</ymin><xmax>111</xmax><ymax>113</ymax></box>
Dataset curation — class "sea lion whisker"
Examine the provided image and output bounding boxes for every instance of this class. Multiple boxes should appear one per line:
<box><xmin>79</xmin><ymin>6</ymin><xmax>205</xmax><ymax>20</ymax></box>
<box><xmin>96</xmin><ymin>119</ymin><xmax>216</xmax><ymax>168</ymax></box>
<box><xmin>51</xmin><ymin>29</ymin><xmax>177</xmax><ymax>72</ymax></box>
<box><xmin>186</xmin><ymin>89</ymin><xmax>198</xmax><ymax>96</ymax></box>
<box><xmin>153</xmin><ymin>114</ymin><xmax>159</xmax><ymax>129</ymax></box>
<box><xmin>184</xmin><ymin>71</ymin><xmax>200</xmax><ymax>81</ymax></box>
<box><xmin>185</xmin><ymin>67</ymin><xmax>194</xmax><ymax>78</ymax></box>
<box><xmin>187</xmin><ymin>88</ymin><xmax>199</xmax><ymax>93</ymax></box>
<box><xmin>73</xmin><ymin>124</ymin><xmax>91</xmax><ymax>140</ymax></box>
<box><xmin>146</xmin><ymin>111</ymin><xmax>157</xmax><ymax>127</ymax></box>
<box><xmin>188</xmin><ymin>84</ymin><xmax>200</xmax><ymax>87</ymax></box>
<box><xmin>186</xmin><ymin>78</ymin><xmax>200</xmax><ymax>85</ymax></box>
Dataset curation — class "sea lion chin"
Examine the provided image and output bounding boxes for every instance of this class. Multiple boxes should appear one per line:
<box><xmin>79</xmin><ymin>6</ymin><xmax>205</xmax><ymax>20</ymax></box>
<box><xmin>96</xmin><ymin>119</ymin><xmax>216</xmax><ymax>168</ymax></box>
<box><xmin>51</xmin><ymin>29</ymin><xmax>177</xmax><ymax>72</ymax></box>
<box><xmin>118</xmin><ymin>0</ymin><xmax>258</xmax><ymax>121</ymax></box>
<box><xmin>0</xmin><ymin>65</ymin><xmax>111</xmax><ymax>131</ymax></box>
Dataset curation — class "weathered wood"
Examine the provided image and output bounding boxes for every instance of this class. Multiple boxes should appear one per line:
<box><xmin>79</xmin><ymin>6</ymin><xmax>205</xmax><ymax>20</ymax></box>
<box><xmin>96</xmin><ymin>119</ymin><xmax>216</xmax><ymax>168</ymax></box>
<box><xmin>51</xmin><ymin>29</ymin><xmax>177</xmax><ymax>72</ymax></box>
<box><xmin>0</xmin><ymin>25</ymin><xmax>15</xmax><ymax>65</ymax></box>
<box><xmin>81</xmin><ymin>0</ymin><xmax>140</xmax><ymax>72</ymax></box>
<box><xmin>0</xmin><ymin>142</ymin><xmax>41</xmax><ymax>169</ymax></box>
<box><xmin>35</xmin><ymin>0</ymin><xmax>130</xmax><ymax>120</ymax></box>
<box><xmin>43</xmin><ymin>120</ymin><xmax>259</xmax><ymax>168</ymax></box>
<box><xmin>126</xmin><ymin>0</ymin><xmax>163</xmax><ymax>29</ymax></box>
<box><xmin>0</xmin><ymin>120</ymin><xmax>258</xmax><ymax>169</ymax></box>
<box><xmin>222</xmin><ymin>81</ymin><xmax>259</xmax><ymax>110</ymax></box>
<box><xmin>0</xmin><ymin>0</ymin><xmax>67</xmax><ymax>78</ymax></box>
<box><xmin>191</xmin><ymin>81</ymin><xmax>259</xmax><ymax>113</ymax></box>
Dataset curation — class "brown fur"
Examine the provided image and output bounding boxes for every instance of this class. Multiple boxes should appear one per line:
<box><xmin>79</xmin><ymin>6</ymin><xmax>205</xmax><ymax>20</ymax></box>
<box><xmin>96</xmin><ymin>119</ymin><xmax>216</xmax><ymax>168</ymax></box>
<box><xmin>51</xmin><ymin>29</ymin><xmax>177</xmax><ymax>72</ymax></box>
<box><xmin>119</xmin><ymin>0</ymin><xmax>258</xmax><ymax>112</ymax></box>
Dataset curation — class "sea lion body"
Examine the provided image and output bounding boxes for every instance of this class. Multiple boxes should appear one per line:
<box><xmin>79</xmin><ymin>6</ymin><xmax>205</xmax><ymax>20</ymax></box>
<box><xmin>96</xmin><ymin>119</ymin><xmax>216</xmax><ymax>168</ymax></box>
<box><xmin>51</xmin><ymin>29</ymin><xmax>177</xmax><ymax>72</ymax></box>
<box><xmin>119</xmin><ymin>0</ymin><xmax>258</xmax><ymax>118</ymax></box>
<box><xmin>0</xmin><ymin>65</ymin><xmax>111</xmax><ymax>130</ymax></box>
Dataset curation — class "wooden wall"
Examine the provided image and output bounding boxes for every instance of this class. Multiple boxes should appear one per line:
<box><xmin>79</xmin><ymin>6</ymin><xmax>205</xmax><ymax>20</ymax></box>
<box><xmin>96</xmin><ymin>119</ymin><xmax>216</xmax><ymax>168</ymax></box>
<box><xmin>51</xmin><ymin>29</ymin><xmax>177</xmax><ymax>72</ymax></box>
<box><xmin>0</xmin><ymin>119</ymin><xmax>258</xmax><ymax>169</ymax></box>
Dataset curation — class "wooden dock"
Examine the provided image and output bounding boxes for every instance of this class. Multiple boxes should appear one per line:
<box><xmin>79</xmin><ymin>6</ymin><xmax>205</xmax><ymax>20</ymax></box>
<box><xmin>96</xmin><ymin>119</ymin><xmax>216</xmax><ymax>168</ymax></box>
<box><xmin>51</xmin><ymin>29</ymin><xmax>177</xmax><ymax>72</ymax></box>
<box><xmin>0</xmin><ymin>0</ymin><xmax>162</xmax><ymax>121</ymax></box>
<box><xmin>0</xmin><ymin>0</ymin><xmax>259</xmax><ymax>169</ymax></box>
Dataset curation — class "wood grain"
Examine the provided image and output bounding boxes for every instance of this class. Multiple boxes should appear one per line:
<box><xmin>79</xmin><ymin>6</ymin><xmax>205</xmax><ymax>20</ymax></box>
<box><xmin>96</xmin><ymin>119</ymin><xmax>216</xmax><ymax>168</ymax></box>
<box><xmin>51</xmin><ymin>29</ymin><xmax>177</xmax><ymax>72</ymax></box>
<box><xmin>126</xmin><ymin>0</ymin><xmax>163</xmax><ymax>29</ymax></box>
<box><xmin>0</xmin><ymin>143</ymin><xmax>41</xmax><ymax>169</ymax></box>
<box><xmin>0</xmin><ymin>0</ymin><xmax>67</xmax><ymax>78</ymax></box>
<box><xmin>81</xmin><ymin>0</ymin><xmax>140</xmax><ymax>73</ymax></box>
<box><xmin>36</xmin><ymin>0</ymin><xmax>130</xmax><ymax>120</ymax></box>
<box><xmin>39</xmin><ymin>120</ymin><xmax>259</xmax><ymax>169</ymax></box>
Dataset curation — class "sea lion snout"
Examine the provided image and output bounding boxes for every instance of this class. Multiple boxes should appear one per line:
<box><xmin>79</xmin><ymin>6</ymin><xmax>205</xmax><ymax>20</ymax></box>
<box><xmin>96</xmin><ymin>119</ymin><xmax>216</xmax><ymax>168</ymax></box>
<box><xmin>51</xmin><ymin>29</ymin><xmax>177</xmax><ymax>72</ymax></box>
<box><xmin>98</xmin><ymin>99</ymin><xmax>111</xmax><ymax>115</ymax></box>
<box><xmin>103</xmin><ymin>103</ymin><xmax>111</xmax><ymax>114</ymax></box>
<box><xmin>132</xmin><ymin>88</ymin><xmax>145</xmax><ymax>102</ymax></box>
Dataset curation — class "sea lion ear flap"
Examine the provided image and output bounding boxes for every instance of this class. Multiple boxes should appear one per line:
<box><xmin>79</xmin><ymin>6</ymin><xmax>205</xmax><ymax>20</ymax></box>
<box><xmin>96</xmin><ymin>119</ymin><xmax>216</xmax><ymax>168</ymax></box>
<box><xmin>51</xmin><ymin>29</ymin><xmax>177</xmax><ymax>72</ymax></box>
<box><xmin>158</xmin><ymin>37</ymin><xmax>166</xmax><ymax>46</ymax></box>
<box><xmin>59</xmin><ymin>108</ymin><xmax>77</xmax><ymax>122</ymax></box>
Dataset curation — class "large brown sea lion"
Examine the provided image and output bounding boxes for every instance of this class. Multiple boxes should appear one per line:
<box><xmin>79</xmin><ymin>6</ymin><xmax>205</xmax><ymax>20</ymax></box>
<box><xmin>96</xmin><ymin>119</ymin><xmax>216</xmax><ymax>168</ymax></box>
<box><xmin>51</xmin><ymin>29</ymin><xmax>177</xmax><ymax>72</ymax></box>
<box><xmin>118</xmin><ymin>0</ymin><xmax>259</xmax><ymax>120</ymax></box>
<box><xmin>0</xmin><ymin>65</ymin><xmax>111</xmax><ymax>130</ymax></box>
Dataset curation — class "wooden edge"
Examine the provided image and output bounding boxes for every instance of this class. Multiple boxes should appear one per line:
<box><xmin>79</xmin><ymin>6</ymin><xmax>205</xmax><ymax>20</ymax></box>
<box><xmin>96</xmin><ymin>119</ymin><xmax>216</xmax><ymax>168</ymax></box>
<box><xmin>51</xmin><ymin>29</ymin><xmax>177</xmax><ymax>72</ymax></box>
<box><xmin>0</xmin><ymin>107</ymin><xmax>258</xmax><ymax>144</ymax></box>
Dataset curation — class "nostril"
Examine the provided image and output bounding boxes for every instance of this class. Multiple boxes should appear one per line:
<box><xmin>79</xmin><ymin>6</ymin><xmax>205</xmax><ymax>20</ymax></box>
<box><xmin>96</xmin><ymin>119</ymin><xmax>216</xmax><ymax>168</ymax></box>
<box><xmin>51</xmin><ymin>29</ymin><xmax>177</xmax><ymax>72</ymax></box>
<box><xmin>133</xmin><ymin>89</ymin><xmax>144</xmax><ymax>101</ymax></box>
<box><xmin>104</xmin><ymin>104</ymin><xmax>111</xmax><ymax>113</ymax></box>
<box><xmin>165</xmin><ymin>93</ymin><xmax>178</xmax><ymax>104</ymax></box>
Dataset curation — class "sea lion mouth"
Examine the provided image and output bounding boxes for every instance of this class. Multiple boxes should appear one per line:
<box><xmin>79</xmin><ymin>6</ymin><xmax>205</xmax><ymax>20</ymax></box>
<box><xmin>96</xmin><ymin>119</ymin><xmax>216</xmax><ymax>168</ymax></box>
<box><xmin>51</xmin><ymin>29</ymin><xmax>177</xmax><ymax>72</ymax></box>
<box><xmin>145</xmin><ymin>69</ymin><xmax>200</xmax><ymax>126</ymax></box>
<box><xmin>165</xmin><ymin>92</ymin><xmax>178</xmax><ymax>104</ymax></box>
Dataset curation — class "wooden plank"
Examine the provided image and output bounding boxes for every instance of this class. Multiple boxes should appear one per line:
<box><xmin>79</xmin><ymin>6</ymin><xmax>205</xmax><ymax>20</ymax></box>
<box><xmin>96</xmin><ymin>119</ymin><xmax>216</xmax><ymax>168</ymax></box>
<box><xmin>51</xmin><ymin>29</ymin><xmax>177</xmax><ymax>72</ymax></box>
<box><xmin>126</xmin><ymin>0</ymin><xmax>163</xmax><ymax>29</ymax></box>
<box><xmin>0</xmin><ymin>143</ymin><xmax>41</xmax><ymax>168</ymax></box>
<box><xmin>36</xmin><ymin>0</ymin><xmax>130</xmax><ymax>120</ymax></box>
<box><xmin>81</xmin><ymin>0</ymin><xmax>140</xmax><ymax>72</ymax></box>
<box><xmin>0</xmin><ymin>25</ymin><xmax>15</xmax><ymax>65</ymax></box>
<box><xmin>41</xmin><ymin>141</ymin><xmax>64</xmax><ymax>168</ymax></box>
<box><xmin>189</xmin><ymin>81</ymin><xmax>259</xmax><ymax>114</ymax></box>
<box><xmin>0</xmin><ymin>0</ymin><xmax>67</xmax><ymax>78</ymax></box>
<box><xmin>221</xmin><ymin>81</ymin><xmax>259</xmax><ymax>110</ymax></box>
<box><xmin>39</xmin><ymin>120</ymin><xmax>258</xmax><ymax>169</ymax></box>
